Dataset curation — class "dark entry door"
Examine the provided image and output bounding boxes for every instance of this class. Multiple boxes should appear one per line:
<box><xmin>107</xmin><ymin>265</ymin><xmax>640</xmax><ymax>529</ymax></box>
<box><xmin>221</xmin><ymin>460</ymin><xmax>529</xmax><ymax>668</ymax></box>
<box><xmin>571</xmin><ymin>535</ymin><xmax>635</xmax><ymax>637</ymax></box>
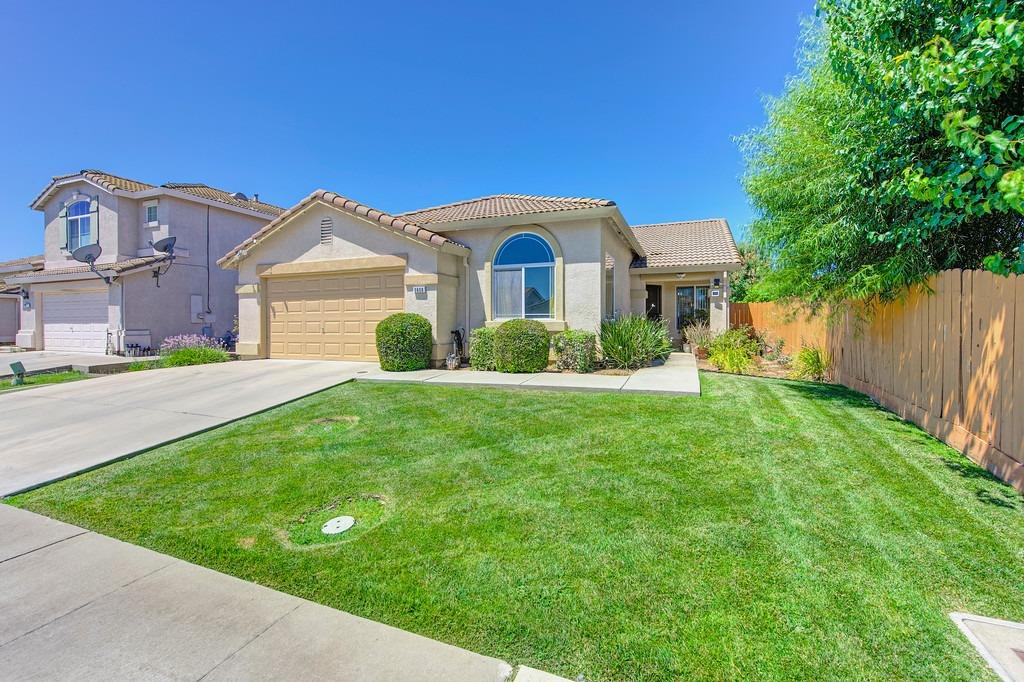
<box><xmin>645</xmin><ymin>284</ymin><xmax>663</xmax><ymax>320</ymax></box>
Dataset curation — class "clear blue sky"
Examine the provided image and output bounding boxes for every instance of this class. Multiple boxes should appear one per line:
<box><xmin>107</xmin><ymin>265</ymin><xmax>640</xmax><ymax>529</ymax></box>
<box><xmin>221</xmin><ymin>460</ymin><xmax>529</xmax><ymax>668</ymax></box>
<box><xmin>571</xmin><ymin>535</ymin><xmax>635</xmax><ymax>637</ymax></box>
<box><xmin>0</xmin><ymin>0</ymin><xmax>812</xmax><ymax>262</ymax></box>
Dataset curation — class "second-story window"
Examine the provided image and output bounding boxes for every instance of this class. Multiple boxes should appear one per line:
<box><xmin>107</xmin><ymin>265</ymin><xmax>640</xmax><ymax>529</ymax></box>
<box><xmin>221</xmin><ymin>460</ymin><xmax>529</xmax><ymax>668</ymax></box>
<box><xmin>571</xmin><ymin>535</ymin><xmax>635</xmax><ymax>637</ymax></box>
<box><xmin>66</xmin><ymin>200</ymin><xmax>94</xmax><ymax>252</ymax></box>
<box><xmin>146</xmin><ymin>204</ymin><xmax>158</xmax><ymax>224</ymax></box>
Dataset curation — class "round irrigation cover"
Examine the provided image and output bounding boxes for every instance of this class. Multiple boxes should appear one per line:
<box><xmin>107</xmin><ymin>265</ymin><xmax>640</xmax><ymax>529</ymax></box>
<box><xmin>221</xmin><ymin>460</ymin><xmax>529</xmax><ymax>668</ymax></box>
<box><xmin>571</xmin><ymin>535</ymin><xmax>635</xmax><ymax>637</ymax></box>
<box><xmin>321</xmin><ymin>515</ymin><xmax>356</xmax><ymax>535</ymax></box>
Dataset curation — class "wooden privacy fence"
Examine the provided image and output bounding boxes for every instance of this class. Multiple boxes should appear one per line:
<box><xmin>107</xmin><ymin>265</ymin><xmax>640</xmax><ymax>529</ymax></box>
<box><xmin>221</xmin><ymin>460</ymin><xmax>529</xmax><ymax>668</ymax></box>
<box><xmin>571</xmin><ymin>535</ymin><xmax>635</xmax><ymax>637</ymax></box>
<box><xmin>731</xmin><ymin>270</ymin><xmax>1024</xmax><ymax>493</ymax></box>
<box><xmin>730</xmin><ymin>302</ymin><xmax>827</xmax><ymax>352</ymax></box>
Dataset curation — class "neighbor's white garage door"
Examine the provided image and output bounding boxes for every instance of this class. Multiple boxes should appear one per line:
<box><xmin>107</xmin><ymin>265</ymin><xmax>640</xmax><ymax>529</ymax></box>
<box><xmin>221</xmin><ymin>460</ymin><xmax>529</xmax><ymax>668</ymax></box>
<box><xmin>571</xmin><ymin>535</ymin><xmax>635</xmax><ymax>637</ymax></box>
<box><xmin>43</xmin><ymin>291</ymin><xmax>108</xmax><ymax>353</ymax></box>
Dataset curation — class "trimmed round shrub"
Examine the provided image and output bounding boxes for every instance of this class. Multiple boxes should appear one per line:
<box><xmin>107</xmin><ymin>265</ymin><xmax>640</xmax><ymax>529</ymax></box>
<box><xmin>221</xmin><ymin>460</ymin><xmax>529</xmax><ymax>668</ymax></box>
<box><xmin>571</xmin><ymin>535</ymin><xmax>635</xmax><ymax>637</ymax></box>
<box><xmin>375</xmin><ymin>312</ymin><xmax>433</xmax><ymax>371</ymax></box>
<box><xmin>162</xmin><ymin>347</ymin><xmax>231</xmax><ymax>367</ymax></box>
<box><xmin>493</xmin><ymin>319</ymin><xmax>550</xmax><ymax>373</ymax></box>
<box><xmin>469</xmin><ymin>327</ymin><xmax>496</xmax><ymax>370</ymax></box>
<box><xmin>599</xmin><ymin>315</ymin><xmax>674</xmax><ymax>369</ymax></box>
<box><xmin>553</xmin><ymin>329</ymin><xmax>596</xmax><ymax>373</ymax></box>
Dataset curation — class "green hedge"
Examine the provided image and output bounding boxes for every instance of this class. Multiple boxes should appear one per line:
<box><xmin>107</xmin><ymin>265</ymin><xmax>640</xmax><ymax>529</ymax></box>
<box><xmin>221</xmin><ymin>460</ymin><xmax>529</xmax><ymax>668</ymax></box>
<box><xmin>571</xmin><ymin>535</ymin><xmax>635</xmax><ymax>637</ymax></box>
<box><xmin>375</xmin><ymin>313</ymin><xmax>433</xmax><ymax>371</ymax></box>
<box><xmin>469</xmin><ymin>327</ymin><xmax>496</xmax><ymax>370</ymax></box>
<box><xmin>493</xmin><ymin>319</ymin><xmax>550</xmax><ymax>373</ymax></box>
<box><xmin>553</xmin><ymin>329</ymin><xmax>596</xmax><ymax>373</ymax></box>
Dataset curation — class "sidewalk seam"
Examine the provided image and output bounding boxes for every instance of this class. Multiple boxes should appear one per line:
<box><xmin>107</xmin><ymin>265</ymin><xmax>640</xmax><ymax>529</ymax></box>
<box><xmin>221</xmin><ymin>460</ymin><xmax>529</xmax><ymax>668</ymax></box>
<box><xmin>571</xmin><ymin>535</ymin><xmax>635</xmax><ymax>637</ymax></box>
<box><xmin>0</xmin><ymin>529</ymin><xmax>89</xmax><ymax>566</ymax></box>
<box><xmin>196</xmin><ymin>602</ymin><xmax>302</xmax><ymax>680</ymax></box>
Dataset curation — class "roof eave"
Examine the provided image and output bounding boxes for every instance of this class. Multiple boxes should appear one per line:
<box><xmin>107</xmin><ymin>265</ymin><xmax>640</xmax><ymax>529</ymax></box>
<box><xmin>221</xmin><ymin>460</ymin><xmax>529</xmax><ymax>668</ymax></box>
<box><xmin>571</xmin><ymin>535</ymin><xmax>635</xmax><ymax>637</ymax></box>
<box><xmin>30</xmin><ymin>175</ymin><xmax>122</xmax><ymax>210</ymax></box>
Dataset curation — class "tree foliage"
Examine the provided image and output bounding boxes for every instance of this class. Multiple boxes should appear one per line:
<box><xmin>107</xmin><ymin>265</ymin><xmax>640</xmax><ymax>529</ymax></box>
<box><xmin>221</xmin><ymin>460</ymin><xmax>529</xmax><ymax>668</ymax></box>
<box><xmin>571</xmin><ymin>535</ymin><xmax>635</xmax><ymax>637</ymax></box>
<box><xmin>741</xmin><ymin>0</ymin><xmax>1024</xmax><ymax>307</ymax></box>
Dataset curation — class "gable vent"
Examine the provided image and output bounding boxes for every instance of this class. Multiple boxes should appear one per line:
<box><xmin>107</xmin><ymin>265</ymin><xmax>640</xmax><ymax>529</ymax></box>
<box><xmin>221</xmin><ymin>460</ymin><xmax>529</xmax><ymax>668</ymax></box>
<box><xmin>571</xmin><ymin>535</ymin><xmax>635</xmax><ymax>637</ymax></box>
<box><xmin>320</xmin><ymin>216</ymin><xmax>333</xmax><ymax>245</ymax></box>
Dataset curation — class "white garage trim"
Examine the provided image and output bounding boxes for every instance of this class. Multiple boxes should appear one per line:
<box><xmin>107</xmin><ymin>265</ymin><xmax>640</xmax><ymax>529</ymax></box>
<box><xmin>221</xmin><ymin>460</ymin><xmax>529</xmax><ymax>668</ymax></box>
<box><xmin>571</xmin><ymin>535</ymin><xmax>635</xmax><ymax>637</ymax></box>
<box><xmin>42</xmin><ymin>290</ymin><xmax>109</xmax><ymax>354</ymax></box>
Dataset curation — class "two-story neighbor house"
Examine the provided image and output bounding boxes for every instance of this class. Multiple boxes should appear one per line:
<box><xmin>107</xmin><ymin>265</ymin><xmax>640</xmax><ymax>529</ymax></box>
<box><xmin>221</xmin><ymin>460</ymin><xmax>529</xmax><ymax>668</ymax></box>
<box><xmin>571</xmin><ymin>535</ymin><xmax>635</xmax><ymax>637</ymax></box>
<box><xmin>9</xmin><ymin>170</ymin><xmax>283</xmax><ymax>354</ymax></box>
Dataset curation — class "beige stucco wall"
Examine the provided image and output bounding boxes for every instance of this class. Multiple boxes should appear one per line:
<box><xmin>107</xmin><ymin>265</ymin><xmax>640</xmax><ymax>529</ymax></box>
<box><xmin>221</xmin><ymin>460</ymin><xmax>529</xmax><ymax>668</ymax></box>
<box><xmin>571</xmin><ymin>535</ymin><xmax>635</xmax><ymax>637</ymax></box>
<box><xmin>0</xmin><ymin>296</ymin><xmax>19</xmax><ymax>343</ymax></box>
<box><xmin>601</xmin><ymin>222</ymin><xmax>634</xmax><ymax>319</ymax></box>
<box><xmin>450</xmin><ymin>217</ymin><xmax>609</xmax><ymax>335</ymax></box>
<box><xmin>234</xmin><ymin>201</ymin><xmax>458</xmax><ymax>361</ymax></box>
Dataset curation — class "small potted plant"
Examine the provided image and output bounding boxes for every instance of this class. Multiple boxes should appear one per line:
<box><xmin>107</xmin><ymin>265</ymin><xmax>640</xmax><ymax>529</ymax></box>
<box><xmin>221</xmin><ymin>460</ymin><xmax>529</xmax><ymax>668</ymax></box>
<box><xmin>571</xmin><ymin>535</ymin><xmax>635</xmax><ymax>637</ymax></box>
<box><xmin>681</xmin><ymin>320</ymin><xmax>716</xmax><ymax>359</ymax></box>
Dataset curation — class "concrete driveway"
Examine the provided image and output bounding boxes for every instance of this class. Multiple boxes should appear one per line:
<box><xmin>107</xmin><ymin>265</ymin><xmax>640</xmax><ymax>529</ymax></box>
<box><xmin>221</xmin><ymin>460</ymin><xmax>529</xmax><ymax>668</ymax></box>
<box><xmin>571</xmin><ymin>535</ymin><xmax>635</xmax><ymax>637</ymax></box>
<box><xmin>0</xmin><ymin>359</ymin><xmax>369</xmax><ymax>497</ymax></box>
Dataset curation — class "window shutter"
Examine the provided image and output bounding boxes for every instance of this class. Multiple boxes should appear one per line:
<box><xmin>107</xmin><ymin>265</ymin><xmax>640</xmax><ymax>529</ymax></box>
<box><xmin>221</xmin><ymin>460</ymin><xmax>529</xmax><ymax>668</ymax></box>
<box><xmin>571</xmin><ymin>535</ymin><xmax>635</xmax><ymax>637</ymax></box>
<box><xmin>88</xmin><ymin>195</ymin><xmax>100</xmax><ymax>246</ymax></box>
<box><xmin>58</xmin><ymin>201</ymin><xmax>68</xmax><ymax>250</ymax></box>
<box><xmin>320</xmin><ymin>216</ymin><xmax>333</xmax><ymax>245</ymax></box>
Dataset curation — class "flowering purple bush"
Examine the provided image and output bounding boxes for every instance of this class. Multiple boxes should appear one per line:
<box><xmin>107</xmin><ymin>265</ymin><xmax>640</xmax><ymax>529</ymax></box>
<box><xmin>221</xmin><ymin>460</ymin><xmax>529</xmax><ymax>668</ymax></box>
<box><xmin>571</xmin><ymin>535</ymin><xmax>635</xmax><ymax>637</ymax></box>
<box><xmin>159</xmin><ymin>334</ymin><xmax>224</xmax><ymax>354</ymax></box>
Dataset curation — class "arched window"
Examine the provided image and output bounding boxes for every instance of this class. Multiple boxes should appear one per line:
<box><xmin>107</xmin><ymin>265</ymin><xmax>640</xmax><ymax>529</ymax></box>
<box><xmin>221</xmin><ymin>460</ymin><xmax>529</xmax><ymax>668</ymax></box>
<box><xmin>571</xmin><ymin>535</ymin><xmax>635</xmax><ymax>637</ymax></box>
<box><xmin>492</xmin><ymin>232</ymin><xmax>554</xmax><ymax>319</ymax></box>
<box><xmin>66</xmin><ymin>200</ymin><xmax>93</xmax><ymax>251</ymax></box>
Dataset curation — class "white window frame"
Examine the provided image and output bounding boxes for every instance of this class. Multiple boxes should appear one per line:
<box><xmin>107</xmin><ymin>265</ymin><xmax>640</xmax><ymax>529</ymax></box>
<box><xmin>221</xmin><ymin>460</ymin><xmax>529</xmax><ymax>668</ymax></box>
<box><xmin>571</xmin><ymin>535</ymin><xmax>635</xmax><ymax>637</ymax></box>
<box><xmin>144</xmin><ymin>200</ymin><xmax>159</xmax><ymax>227</ymax></box>
<box><xmin>492</xmin><ymin>232</ymin><xmax>555</xmax><ymax>320</ymax></box>
<box><xmin>66</xmin><ymin>200</ymin><xmax>94</xmax><ymax>252</ymax></box>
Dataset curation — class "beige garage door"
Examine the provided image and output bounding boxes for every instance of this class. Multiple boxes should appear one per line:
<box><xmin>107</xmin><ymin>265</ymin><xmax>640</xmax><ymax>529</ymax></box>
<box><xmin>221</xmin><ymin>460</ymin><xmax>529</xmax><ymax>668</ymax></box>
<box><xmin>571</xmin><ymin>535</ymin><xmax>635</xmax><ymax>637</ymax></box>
<box><xmin>266</xmin><ymin>270</ymin><xmax>405</xmax><ymax>361</ymax></box>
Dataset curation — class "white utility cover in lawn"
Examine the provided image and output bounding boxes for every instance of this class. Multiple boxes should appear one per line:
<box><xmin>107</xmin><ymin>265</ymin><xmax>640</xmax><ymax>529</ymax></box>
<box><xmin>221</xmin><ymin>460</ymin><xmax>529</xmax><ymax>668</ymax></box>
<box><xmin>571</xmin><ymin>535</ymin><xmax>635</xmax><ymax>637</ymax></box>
<box><xmin>322</xmin><ymin>516</ymin><xmax>356</xmax><ymax>535</ymax></box>
<box><xmin>42</xmin><ymin>291</ymin><xmax>108</xmax><ymax>354</ymax></box>
<box><xmin>0</xmin><ymin>359</ymin><xmax>368</xmax><ymax>497</ymax></box>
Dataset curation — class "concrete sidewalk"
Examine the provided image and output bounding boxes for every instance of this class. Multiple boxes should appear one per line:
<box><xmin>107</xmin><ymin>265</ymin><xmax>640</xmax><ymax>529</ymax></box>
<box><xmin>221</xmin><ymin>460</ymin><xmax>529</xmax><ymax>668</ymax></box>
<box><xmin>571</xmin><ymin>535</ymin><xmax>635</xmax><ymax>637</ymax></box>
<box><xmin>365</xmin><ymin>352</ymin><xmax>701</xmax><ymax>396</ymax></box>
<box><xmin>0</xmin><ymin>504</ymin><xmax>519</xmax><ymax>681</ymax></box>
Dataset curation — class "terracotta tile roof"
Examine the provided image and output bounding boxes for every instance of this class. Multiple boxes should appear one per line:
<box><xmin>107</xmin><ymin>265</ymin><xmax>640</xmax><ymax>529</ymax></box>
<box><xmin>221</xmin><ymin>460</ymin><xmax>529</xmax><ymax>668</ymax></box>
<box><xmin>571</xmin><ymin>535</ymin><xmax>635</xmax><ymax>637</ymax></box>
<box><xmin>163</xmin><ymin>184</ymin><xmax>285</xmax><ymax>217</ymax></box>
<box><xmin>629</xmin><ymin>219</ymin><xmax>740</xmax><ymax>269</ymax></box>
<box><xmin>0</xmin><ymin>281</ymin><xmax>21</xmax><ymax>295</ymax></box>
<box><xmin>399</xmin><ymin>194</ymin><xmax>616</xmax><ymax>225</ymax></box>
<box><xmin>33</xmin><ymin>170</ymin><xmax>283</xmax><ymax>217</ymax></box>
<box><xmin>219</xmin><ymin>189</ymin><xmax>469</xmax><ymax>266</ymax></box>
<box><xmin>0</xmin><ymin>254</ymin><xmax>43</xmax><ymax>269</ymax></box>
<box><xmin>15</xmin><ymin>256</ymin><xmax>165</xmax><ymax>279</ymax></box>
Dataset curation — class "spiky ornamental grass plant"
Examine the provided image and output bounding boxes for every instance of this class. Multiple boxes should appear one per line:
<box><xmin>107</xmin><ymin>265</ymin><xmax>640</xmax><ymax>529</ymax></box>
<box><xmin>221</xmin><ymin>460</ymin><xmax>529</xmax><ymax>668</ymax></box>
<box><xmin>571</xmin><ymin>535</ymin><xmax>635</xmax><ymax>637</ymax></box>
<box><xmin>599</xmin><ymin>315</ymin><xmax>674</xmax><ymax>370</ymax></box>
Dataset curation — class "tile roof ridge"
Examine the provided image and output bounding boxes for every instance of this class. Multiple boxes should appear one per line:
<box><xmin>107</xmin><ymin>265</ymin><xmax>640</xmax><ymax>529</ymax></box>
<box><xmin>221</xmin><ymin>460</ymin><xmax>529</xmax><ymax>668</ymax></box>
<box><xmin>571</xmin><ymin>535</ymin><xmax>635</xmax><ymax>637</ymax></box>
<box><xmin>631</xmin><ymin>218</ymin><xmax>728</xmax><ymax>228</ymax></box>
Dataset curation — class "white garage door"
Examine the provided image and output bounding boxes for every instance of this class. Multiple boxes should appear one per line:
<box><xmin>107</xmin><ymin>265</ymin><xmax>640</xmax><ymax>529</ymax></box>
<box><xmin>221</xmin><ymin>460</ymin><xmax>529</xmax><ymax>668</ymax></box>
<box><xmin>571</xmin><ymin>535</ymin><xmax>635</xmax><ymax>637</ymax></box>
<box><xmin>43</xmin><ymin>291</ymin><xmax>108</xmax><ymax>354</ymax></box>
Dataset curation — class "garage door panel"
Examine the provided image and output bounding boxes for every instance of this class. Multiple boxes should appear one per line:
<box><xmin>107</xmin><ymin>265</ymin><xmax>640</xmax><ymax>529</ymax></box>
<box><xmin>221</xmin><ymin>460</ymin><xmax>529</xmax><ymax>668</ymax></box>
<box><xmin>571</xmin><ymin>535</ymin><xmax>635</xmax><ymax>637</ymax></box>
<box><xmin>267</xmin><ymin>269</ymin><xmax>406</xmax><ymax>361</ymax></box>
<box><xmin>43</xmin><ymin>291</ymin><xmax>108</xmax><ymax>354</ymax></box>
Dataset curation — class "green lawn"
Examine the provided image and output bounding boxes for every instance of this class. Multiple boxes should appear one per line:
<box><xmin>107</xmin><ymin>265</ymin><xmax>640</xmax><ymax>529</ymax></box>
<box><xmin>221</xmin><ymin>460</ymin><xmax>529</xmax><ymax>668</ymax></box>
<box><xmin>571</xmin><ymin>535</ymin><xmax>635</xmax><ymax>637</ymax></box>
<box><xmin>0</xmin><ymin>370</ymin><xmax>88</xmax><ymax>392</ymax></box>
<box><xmin>9</xmin><ymin>374</ymin><xmax>1024</xmax><ymax>681</ymax></box>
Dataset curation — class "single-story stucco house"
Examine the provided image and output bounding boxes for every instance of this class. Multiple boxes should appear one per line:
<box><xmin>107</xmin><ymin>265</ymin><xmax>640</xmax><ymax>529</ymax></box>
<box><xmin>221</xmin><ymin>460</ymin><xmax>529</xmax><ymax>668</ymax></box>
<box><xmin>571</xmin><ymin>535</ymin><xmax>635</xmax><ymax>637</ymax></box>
<box><xmin>8</xmin><ymin>170</ymin><xmax>283</xmax><ymax>354</ymax></box>
<box><xmin>219</xmin><ymin>190</ymin><xmax>740</xmax><ymax>365</ymax></box>
<box><xmin>0</xmin><ymin>254</ymin><xmax>43</xmax><ymax>344</ymax></box>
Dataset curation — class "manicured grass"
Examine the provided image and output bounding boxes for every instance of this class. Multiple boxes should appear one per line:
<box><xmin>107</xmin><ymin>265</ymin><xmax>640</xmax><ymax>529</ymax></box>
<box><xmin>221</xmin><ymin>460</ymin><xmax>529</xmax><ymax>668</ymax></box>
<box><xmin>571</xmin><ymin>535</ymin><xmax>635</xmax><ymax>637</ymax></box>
<box><xmin>10</xmin><ymin>375</ymin><xmax>1024</xmax><ymax>680</ymax></box>
<box><xmin>0</xmin><ymin>370</ymin><xmax>88</xmax><ymax>392</ymax></box>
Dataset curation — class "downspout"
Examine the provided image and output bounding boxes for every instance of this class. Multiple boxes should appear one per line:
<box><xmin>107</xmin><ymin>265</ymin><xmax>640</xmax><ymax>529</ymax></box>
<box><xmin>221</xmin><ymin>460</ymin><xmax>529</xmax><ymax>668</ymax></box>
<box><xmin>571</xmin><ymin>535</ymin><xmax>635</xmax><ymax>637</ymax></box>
<box><xmin>464</xmin><ymin>255</ymin><xmax>471</xmax><ymax>335</ymax></box>
<box><xmin>205</xmin><ymin>206</ymin><xmax>212</xmax><ymax>314</ymax></box>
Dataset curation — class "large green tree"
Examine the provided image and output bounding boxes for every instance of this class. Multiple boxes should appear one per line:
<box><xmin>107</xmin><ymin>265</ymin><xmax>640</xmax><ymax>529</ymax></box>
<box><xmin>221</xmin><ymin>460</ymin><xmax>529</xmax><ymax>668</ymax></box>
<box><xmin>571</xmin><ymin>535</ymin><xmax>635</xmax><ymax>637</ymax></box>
<box><xmin>741</xmin><ymin>0</ymin><xmax>1024</xmax><ymax>307</ymax></box>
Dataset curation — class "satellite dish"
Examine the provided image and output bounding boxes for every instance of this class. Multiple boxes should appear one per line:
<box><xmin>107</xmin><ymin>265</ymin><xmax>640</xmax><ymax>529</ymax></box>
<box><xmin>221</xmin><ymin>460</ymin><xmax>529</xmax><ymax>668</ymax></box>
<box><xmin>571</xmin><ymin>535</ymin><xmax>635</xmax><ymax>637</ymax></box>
<box><xmin>230</xmin><ymin>191</ymin><xmax>248</xmax><ymax>201</ymax></box>
<box><xmin>71</xmin><ymin>243</ymin><xmax>102</xmax><ymax>265</ymax></box>
<box><xmin>151</xmin><ymin>236</ymin><xmax>176</xmax><ymax>254</ymax></box>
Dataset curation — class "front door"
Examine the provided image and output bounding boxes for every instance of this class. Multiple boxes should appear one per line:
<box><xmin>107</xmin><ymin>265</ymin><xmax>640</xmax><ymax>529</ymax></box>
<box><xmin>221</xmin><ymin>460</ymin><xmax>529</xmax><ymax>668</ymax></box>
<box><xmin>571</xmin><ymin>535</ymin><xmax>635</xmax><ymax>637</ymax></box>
<box><xmin>645</xmin><ymin>285</ymin><xmax>662</xmax><ymax>320</ymax></box>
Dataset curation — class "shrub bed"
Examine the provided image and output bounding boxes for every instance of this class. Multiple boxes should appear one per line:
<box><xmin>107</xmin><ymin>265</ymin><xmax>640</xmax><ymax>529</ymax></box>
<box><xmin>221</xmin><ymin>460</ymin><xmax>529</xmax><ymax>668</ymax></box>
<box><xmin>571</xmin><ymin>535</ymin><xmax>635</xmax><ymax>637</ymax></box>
<box><xmin>707</xmin><ymin>326</ymin><xmax>760</xmax><ymax>374</ymax></box>
<box><xmin>162</xmin><ymin>347</ymin><xmax>231</xmax><ymax>367</ymax></box>
<box><xmin>599</xmin><ymin>315</ymin><xmax>674</xmax><ymax>370</ymax></box>
<box><xmin>493</xmin><ymin>319</ymin><xmax>550</xmax><ymax>373</ymax></box>
<box><xmin>469</xmin><ymin>327</ymin><xmax>496</xmax><ymax>370</ymax></box>
<box><xmin>553</xmin><ymin>329</ymin><xmax>596</xmax><ymax>373</ymax></box>
<box><xmin>375</xmin><ymin>313</ymin><xmax>433</xmax><ymax>371</ymax></box>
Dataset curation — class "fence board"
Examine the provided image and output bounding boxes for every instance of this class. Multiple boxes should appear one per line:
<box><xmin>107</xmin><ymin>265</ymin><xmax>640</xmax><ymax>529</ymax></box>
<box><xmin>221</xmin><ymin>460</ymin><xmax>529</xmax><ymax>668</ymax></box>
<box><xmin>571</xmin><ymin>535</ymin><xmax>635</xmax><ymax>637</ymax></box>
<box><xmin>733</xmin><ymin>269</ymin><xmax>1024</xmax><ymax>493</ymax></box>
